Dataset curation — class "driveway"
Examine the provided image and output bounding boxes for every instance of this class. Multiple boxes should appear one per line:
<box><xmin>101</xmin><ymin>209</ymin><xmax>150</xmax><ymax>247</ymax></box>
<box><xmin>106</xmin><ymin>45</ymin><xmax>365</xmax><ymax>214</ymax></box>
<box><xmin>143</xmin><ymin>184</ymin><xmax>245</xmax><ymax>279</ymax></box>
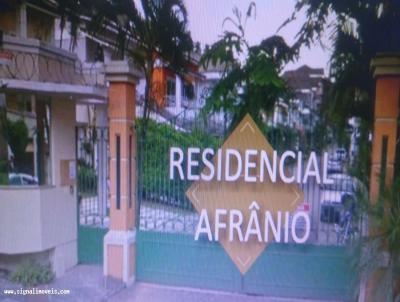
<box><xmin>0</xmin><ymin>265</ymin><xmax>334</xmax><ymax>302</ymax></box>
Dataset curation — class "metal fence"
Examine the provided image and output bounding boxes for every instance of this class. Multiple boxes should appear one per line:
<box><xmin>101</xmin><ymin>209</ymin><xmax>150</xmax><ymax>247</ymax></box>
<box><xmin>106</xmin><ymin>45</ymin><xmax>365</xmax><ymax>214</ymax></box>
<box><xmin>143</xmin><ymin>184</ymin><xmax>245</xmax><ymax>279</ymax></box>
<box><xmin>76</xmin><ymin>126</ymin><xmax>109</xmax><ymax>228</ymax></box>
<box><xmin>135</xmin><ymin>106</ymin><xmax>362</xmax><ymax>299</ymax></box>
<box><xmin>136</xmin><ymin>106</ymin><xmax>367</xmax><ymax>247</ymax></box>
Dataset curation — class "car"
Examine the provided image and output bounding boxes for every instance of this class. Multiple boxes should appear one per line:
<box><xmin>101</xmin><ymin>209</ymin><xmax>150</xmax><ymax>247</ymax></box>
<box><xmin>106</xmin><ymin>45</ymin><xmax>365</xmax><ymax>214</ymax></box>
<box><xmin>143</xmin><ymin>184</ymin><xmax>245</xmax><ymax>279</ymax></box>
<box><xmin>327</xmin><ymin>159</ymin><xmax>343</xmax><ymax>173</ymax></box>
<box><xmin>290</xmin><ymin>201</ymin><xmax>311</xmax><ymax>230</ymax></box>
<box><xmin>334</xmin><ymin>148</ymin><xmax>347</xmax><ymax>161</ymax></box>
<box><xmin>319</xmin><ymin>173</ymin><xmax>366</xmax><ymax>224</ymax></box>
<box><xmin>8</xmin><ymin>173</ymin><xmax>39</xmax><ymax>185</ymax></box>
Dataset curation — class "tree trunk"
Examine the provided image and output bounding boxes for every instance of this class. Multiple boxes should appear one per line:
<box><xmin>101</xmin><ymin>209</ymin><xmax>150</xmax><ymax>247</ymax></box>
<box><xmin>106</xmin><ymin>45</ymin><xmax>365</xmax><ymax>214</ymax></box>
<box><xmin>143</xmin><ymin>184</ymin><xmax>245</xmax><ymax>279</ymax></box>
<box><xmin>36</xmin><ymin>100</ymin><xmax>47</xmax><ymax>185</ymax></box>
<box><xmin>140</xmin><ymin>62</ymin><xmax>153</xmax><ymax>143</ymax></box>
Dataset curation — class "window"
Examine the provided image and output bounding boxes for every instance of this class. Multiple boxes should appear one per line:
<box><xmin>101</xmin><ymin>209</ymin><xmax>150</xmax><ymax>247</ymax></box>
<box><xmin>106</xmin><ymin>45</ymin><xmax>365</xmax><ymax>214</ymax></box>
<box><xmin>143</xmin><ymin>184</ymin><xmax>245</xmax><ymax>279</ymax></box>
<box><xmin>0</xmin><ymin>5</ymin><xmax>17</xmax><ymax>36</ymax></box>
<box><xmin>0</xmin><ymin>93</ymin><xmax>51</xmax><ymax>186</ymax></box>
<box><xmin>27</xmin><ymin>7</ymin><xmax>54</xmax><ymax>43</ymax></box>
<box><xmin>86</xmin><ymin>39</ymin><xmax>104</xmax><ymax>63</ymax></box>
<box><xmin>166</xmin><ymin>78</ymin><xmax>176</xmax><ymax>96</ymax></box>
<box><xmin>183</xmin><ymin>82</ymin><xmax>195</xmax><ymax>101</ymax></box>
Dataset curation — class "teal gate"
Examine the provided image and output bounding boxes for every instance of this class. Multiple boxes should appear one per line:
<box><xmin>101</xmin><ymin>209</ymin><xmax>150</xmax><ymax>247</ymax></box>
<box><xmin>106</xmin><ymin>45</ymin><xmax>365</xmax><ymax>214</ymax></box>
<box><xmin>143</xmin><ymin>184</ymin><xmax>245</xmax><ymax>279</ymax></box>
<box><xmin>135</xmin><ymin>110</ymin><xmax>362</xmax><ymax>301</ymax></box>
<box><xmin>76</xmin><ymin>126</ymin><xmax>109</xmax><ymax>264</ymax></box>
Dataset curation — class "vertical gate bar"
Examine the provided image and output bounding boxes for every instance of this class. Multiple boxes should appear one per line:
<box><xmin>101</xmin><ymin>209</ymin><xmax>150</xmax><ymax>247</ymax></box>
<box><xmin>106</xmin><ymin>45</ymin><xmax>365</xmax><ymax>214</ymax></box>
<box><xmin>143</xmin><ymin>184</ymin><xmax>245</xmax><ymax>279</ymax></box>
<box><xmin>76</xmin><ymin>126</ymin><xmax>80</xmax><ymax>227</ymax></box>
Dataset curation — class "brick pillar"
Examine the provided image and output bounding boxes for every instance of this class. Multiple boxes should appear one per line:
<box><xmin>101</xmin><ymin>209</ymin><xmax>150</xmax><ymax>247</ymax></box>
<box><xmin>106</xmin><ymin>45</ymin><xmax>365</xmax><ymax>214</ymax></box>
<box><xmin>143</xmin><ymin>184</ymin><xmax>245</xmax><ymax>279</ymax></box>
<box><xmin>369</xmin><ymin>54</ymin><xmax>400</xmax><ymax>202</ymax></box>
<box><xmin>365</xmin><ymin>54</ymin><xmax>400</xmax><ymax>301</ymax></box>
<box><xmin>104</xmin><ymin>61</ymin><xmax>139</xmax><ymax>285</ymax></box>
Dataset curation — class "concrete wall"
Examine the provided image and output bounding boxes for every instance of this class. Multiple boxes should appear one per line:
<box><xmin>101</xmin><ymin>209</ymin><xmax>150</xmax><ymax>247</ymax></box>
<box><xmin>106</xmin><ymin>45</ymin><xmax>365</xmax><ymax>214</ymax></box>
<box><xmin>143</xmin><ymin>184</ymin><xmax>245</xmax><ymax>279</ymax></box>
<box><xmin>49</xmin><ymin>98</ymin><xmax>77</xmax><ymax>276</ymax></box>
<box><xmin>0</xmin><ymin>187</ymin><xmax>42</xmax><ymax>253</ymax></box>
<box><xmin>76</xmin><ymin>104</ymin><xmax>108</xmax><ymax>127</ymax></box>
<box><xmin>0</xmin><ymin>98</ymin><xmax>78</xmax><ymax>277</ymax></box>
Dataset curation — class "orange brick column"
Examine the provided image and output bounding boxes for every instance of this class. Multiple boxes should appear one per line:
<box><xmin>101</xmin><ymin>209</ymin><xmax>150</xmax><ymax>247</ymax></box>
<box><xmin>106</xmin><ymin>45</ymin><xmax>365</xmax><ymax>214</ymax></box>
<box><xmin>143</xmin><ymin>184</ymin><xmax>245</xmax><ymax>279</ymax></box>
<box><xmin>104</xmin><ymin>61</ymin><xmax>139</xmax><ymax>285</ymax></box>
<box><xmin>365</xmin><ymin>54</ymin><xmax>400</xmax><ymax>302</ymax></box>
<box><xmin>369</xmin><ymin>54</ymin><xmax>400</xmax><ymax>202</ymax></box>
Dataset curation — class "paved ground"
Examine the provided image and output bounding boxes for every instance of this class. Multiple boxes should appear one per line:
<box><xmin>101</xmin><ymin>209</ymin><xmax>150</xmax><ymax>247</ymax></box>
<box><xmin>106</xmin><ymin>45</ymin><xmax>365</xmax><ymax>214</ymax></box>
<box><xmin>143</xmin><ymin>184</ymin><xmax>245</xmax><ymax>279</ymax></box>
<box><xmin>108</xmin><ymin>282</ymin><xmax>328</xmax><ymax>302</ymax></box>
<box><xmin>0</xmin><ymin>265</ymin><xmax>330</xmax><ymax>302</ymax></box>
<box><xmin>0</xmin><ymin>265</ymin><xmax>121</xmax><ymax>302</ymax></box>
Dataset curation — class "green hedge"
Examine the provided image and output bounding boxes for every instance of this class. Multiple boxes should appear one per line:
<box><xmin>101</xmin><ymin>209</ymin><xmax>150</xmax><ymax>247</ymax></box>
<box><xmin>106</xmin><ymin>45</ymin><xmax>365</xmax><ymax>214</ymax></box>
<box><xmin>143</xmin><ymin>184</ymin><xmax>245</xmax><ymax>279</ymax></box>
<box><xmin>77</xmin><ymin>163</ymin><xmax>97</xmax><ymax>196</ymax></box>
<box><xmin>0</xmin><ymin>159</ymin><xmax>8</xmax><ymax>185</ymax></box>
<box><xmin>137</xmin><ymin>120</ymin><xmax>307</xmax><ymax>208</ymax></box>
<box><xmin>137</xmin><ymin>119</ymin><xmax>220</xmax><ymax>209</ymax></box>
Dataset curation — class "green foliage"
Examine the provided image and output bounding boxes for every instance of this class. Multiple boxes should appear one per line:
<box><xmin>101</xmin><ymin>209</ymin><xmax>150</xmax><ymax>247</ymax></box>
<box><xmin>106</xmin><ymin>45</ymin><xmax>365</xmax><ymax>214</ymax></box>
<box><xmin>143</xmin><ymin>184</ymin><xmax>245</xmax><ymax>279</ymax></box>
<box><xmin>348</xmin><ymin>121</ymin><xmax>371</xmax><ymax>186</ymax></box>
<box><xmin>137</xmin><ymin>119</ymin><xmax>219</xmax><ymax>208</ymax></box>
<box><xmin>0</xmin><ymin>160</ymin><xmax>7</xmax><ymax>185</ymax></box>
<box><xmin>10</xmin><ymin>260</ymin><xmax>54</xmax><ymax>287</ymax></box>
<box><xmin>55</xmin><ymin>0</ymin><xmax>193</xmax><ymax>137</ymax></box>
<box><xmin>310</xmin><ymin>120</ymin><xmax>331</xmax><ymax>154</ymax></box>
<box><xmin>264</xmin><ymin>125</ymin><xmax>299</xmax><ymax>155</ymax></box>
<box><xmin>372</xmin><ymin>180</ymin><xmax>400</xmax><ymax>259</ymax></box>
<box><xmin>0</xmin><ymin>159</ymin><xmax>8</xmax><ymax>171</ymax></box>
<box><xmin>200</xmin><ymin>4</ymin><xmax>295</xmax><ymax>130</ymax></box>
<box><xmin>6</xmin><ymin>119</ymin><xmax>29</xmax><ymax>163</ymax></box>
<box><xmin>0</xmin><ymin>173</ymin><xmax>7</xmax><ymax>185</ymax></box>
<box><xmin>357</xmin><ymin>178</ymin><xmax>400</xmax><ymax>301</ymax></box>
<box><xmin>285</xmin><ymin>0</ymin><xmax>400</xmax><ymax>130</ymax></box>
<box><xmin>0</xmin><ymin>105</ymin><xmax>8</xmax><ymax>163</ymax></box>
<box><xmin>77</xmin><ymin>161</ymin><xmax>97</xmax><ymax>196</ymax></box>
<box><xmin>82</xmin><ymin>142</ymin><xmax>93</xmax><ymax>156</ymax></box>
<box><xmin>0</xmin><ymin>174</ymin><xmax>7</xmax><ymax>185</ymax></box>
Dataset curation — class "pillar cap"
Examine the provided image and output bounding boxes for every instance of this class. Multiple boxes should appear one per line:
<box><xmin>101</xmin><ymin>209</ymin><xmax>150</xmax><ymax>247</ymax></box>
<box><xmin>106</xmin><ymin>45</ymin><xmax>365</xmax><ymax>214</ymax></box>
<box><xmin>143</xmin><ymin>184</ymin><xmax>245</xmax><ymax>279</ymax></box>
<box><xmin>105</xmin><ymin>60</ymin><xmax>142</xmax><ymax>84</ymax></box>
<box><xmin>371</xmin><ymin>53</ymin><xmax>400</xmax><ymax>78</ymax></box>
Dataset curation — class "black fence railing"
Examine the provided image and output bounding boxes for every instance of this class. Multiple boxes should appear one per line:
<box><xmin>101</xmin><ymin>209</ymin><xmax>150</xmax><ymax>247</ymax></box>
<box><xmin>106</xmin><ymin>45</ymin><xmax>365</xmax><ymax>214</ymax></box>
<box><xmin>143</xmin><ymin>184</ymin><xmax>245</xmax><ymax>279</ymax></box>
<box><xmin>136</xmin><ymin>107</ymin><xmax>367</xmax><ymax>246</ymax></box>
<box><xmin>76</xmin><ymin>126</ymin><xmax>109</xmax><ymax>227</ymax></box>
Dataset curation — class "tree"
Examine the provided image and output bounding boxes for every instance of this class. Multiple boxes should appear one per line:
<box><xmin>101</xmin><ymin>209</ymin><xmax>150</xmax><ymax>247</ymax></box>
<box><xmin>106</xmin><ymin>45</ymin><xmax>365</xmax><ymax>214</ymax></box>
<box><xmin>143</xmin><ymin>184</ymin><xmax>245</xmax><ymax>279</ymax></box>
<box><xmin>200</xmin><ymin>3</ymin><xmax>296</xmax><ymax>130</ymax></box>
<box><xmin>283</xmin><ymin>1</ymin><xmax>400</xmax><ymax>298</ymax></box>
<box><xmin>284</xmin><ymin>0</ymin><xmax>400</xmax><ymax>133</ymax></box>
<box><xmin>55</xmin><ymin>0</ymin><xmax>193</xmax><ymax>140</ymax></box>
<box><xmin>358</xmin><ymin>178</ymin><xmax>400</xmax><ymax>301</ymax></box>
<box><xmin>7</xmin><ymin>119</ymin><xmax>29</xmax><ymax>167</ymax></box>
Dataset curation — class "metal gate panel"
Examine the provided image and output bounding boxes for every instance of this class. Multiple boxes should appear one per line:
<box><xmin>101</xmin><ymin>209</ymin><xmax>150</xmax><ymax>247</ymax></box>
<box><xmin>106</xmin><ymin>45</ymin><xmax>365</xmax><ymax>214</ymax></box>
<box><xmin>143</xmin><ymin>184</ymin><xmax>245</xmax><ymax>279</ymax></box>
<box><xmin>135</xmin><ymin>109</ymin><xmax>362</xmax><ymax>300</ymax></box>
<box><xmin>243</xmin><ymin>244</ymin><xmax>357</xmax><ymax>301</ymax></box>
<box><xmin>77</xmin><ymin>226</ymin><xmax>108</xmax><ymax>264</ymax></box>
<box><xmin>136</xmin><ymin>231</ymin><xmax>356</xmax><ymax>300</ymax></box>
<box><xmin>76</xmin><ymin>126</ymin><xmax>109</xmax><ymax>264</ymax></box>
<box><xmin>136</xmin><ymin>231</ymin><xmax>242</xmax><ymax>292</ymax></box>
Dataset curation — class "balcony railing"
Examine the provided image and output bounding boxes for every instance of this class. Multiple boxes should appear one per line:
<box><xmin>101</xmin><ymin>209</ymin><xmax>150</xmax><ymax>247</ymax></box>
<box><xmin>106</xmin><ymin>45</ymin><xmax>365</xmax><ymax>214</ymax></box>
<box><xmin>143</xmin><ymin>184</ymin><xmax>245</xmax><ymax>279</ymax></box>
<box><xmin>0</xmin><ymin>35</ymin><xmax>104</xmax><ymax>87</ymax></box>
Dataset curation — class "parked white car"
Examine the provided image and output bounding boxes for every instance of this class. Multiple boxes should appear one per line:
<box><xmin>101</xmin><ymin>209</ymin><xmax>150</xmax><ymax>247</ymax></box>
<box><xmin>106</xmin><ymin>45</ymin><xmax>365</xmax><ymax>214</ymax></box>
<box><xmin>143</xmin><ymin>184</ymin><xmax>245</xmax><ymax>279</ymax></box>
<box><xmin>8</xmin><ymin>173</ymin><xmax>38</xmax><ymax>185</ymax></box>
<box><xmin>319</xmin><ymin>173</ymin><xmax>366</xmax><ymax>224</ymax></box>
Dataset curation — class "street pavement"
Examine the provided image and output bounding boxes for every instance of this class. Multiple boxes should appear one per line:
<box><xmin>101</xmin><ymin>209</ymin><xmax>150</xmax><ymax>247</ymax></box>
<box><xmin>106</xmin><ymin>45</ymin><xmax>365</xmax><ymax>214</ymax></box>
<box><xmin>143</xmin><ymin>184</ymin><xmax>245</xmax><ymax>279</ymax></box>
<box><xmin>0</xmin><ymin>265</ymin><xmax>333</xmax><ymax>302</ymax></box>
<box><xmin>108</xmin><ymin>282</ymin><xmax>331</xmax><ymax>302</ymax></box>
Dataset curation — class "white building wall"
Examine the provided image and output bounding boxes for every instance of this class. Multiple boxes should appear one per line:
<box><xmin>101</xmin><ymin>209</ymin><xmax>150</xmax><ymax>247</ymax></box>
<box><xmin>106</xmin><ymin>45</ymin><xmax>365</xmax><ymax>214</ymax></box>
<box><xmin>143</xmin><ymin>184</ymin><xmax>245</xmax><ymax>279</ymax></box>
<box><xmin>0</xmin><ymin>98</ymin><xmax>78</xmax><ymax>277</ymax></box>
<box><xmin>175</xmin><ymin>75</ymin><xmax>182</xmax><ymax>111</ymax></box>
<box><xmin>46</xmin><ymin>97</ymin><xmax>77</xmax><ymax>276</ymax></box>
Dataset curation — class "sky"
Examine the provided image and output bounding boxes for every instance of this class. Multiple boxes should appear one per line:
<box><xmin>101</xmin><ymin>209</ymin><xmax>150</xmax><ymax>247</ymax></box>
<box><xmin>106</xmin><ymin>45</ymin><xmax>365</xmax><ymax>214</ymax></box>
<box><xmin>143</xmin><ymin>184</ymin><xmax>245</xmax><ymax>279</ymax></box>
<box><xmin>183</xmin><ymin>0</ymin><xmax>332</xmax><ymax>73</ymax></box>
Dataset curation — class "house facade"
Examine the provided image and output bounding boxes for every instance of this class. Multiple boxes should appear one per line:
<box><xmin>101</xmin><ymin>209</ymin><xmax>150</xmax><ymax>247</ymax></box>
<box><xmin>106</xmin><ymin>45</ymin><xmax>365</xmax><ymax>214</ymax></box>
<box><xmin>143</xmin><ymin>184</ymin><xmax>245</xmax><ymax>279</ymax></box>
<box><xmin>0</xmin><ymin>0</ymin><xmax>106</xmax><ymax>277</ymax></box>
<box><xmin>274</xmin><ymin>65</ymin><xmax>325</xmax><ymax>130</ymax></box>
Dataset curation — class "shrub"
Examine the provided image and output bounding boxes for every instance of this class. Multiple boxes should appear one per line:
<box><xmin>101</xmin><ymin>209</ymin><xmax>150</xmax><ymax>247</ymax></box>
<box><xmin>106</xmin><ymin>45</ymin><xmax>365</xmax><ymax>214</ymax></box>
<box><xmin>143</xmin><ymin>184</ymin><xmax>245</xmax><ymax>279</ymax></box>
<box><xmin>0</xmin><ymin>173</ymin><xmax>7</xmax><ymax>185</ymax></box>
<box><xmin>6</xmin><ymin>119</ymin><xmax>29</xmax><ymax>163</ymax></box>
<box><xmin>137</xmin><ymin>119</ymin><xmax>220</xmax><ymax>209</ymax></box>
<box><xmin>77</xmin><ymin>163</ymin><xmax>97</xmax><ymax>196</ymax></box>
<box><xmin>0</xmin><ymin>159</ymin><xmax>8</xmax><ymax>185</ymax></box>
<box><xmin>10</xmin><ymin>260</ymin><xmax>54</xmax><ymax>287</ymax></box>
